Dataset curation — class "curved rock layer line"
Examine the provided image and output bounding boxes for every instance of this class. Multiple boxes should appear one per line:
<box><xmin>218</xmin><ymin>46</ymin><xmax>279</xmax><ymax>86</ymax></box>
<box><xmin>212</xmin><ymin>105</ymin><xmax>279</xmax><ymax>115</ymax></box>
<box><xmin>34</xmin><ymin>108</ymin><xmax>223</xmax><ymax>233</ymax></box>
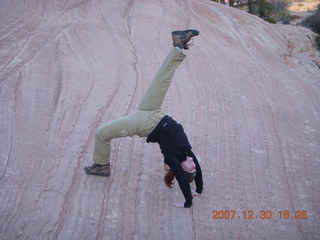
<box><xmin>0</xmin><ymin>0</ymin><xmax>319</xmax><ymax>239</ymax></box>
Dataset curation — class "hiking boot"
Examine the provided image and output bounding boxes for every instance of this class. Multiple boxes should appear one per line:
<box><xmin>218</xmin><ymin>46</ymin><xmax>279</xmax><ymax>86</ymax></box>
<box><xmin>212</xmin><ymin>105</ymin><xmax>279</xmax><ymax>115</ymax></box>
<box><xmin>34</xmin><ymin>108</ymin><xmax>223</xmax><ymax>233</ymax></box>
<box><xmin>172</xmin><ymin>29</ymin><xmax>199</xmax><ymax>50</ymax></box>
<box><xmin>84</xmin><ymin>163</ymin><xmax>110</xmax><ymax>177</ymax></box>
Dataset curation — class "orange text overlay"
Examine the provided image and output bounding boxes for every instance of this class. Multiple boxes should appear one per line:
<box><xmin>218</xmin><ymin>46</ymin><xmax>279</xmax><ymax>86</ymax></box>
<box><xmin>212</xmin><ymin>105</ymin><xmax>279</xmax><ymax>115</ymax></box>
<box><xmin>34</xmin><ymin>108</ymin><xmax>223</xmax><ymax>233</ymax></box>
<box><xmin>212</xmin><ymin>210</ymin><xmax>308</xmax><ymax>220</ymax></box>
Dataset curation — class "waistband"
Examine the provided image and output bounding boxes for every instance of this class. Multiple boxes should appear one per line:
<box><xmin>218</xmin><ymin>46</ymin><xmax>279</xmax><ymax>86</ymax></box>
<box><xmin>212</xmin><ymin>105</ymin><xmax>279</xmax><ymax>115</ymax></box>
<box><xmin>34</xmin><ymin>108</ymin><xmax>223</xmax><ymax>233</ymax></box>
<box><xmin>146</xmin><ymin>115</ymin><xmax>172</xmax><ymax>143</ymax></box>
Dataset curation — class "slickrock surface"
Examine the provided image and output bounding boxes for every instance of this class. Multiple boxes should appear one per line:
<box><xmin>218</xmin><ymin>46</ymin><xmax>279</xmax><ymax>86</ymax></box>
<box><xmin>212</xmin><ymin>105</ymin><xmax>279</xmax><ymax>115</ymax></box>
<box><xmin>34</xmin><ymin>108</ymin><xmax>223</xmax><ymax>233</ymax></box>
<box><xmin>1</xmin><ymin>0</ymin><xmax>319</xmax><ymax>239</ymax></box>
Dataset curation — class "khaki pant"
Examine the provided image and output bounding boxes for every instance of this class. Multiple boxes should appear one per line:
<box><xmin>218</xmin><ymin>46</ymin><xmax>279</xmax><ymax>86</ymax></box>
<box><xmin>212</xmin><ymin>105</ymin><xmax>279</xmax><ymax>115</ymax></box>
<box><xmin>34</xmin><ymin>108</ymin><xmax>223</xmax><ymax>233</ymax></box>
<box><xmin>93</xmin><ymin>48</ymin><xmax>186</xmax><ymax>165</ymax></box>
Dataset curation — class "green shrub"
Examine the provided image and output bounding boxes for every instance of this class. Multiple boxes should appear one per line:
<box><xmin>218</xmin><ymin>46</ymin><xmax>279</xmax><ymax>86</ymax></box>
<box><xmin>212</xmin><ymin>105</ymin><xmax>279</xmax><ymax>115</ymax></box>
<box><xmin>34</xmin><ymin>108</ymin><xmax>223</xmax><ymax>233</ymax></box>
<box><xmin>278</xmin><ymin>10</ymin><xmax>291</xmax><ymax>24</ymax></box>
<box><xmin>315</xmin><ymin>35</ymin><xmax>320</xmax><ymax>50</ymax></box>
<box><xmin>263</xmin><ymin>16</ymin><xmax>278</xmax><ymax>23</ymax></box>
<box><xmin>301</xmin><ymin>4</ymin><xmax>320</xmax><ymax>33</ymax></box>
<box><xmin>301</xmin><ymin>4</ymin><xmax>320</xmax><ymax>50</ymax></box>
<box><xmin>255</xmin><ymin>0</ymin><xmax>291</xmax><ymax>24</ymax></box>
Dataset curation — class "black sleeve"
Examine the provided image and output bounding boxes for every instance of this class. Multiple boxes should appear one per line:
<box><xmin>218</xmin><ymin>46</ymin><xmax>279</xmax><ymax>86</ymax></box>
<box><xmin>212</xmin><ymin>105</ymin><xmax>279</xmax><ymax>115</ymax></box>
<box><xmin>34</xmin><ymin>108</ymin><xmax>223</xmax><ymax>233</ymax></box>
<box><xmin>188</xmin><ymin>150</ymin><xmax>203</xmax><ymax>194</ymax></box>
<box><xmin>164</xmin><ymin>154</ymin><xmax>193</xmax><ymax>208</ymax></box>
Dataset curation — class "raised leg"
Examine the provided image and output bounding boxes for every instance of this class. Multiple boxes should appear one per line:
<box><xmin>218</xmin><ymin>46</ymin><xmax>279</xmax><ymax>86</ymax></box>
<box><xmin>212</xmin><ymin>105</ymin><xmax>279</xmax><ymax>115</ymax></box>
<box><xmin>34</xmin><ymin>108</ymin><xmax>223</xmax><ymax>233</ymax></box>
<box><xmin>137</xmin><ymin>48</ymin><xmax>186</xmax><ymax>111</ymax></box>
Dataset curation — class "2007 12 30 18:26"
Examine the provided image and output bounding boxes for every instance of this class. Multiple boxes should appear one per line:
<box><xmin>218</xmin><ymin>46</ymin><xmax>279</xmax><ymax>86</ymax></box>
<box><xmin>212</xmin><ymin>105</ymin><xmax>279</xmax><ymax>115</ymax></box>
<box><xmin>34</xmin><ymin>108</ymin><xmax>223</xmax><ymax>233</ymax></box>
<box><xmin>212</xmin><ymin>210</ymin><xmax>308</xmax><ymax>219</ymax></box>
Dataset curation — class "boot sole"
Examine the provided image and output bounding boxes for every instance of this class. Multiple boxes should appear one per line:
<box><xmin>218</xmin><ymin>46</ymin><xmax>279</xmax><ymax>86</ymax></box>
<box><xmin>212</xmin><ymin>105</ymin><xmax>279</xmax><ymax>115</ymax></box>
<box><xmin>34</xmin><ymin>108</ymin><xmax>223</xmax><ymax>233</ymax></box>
<box><xmin>84</xmin><ymin>166</ymin><xmax>110</xmax><ymax>177</ymax></box>
<box><xmin>172</xmin><ymin>29</ymin><xmax>200</xmax><ymax>37</ymax></box>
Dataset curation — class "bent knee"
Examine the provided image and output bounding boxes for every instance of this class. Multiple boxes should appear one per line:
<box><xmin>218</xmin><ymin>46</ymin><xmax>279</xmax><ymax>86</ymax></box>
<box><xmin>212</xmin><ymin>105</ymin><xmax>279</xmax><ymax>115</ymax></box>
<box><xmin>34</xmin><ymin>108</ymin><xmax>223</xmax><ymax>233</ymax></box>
<box><xmin>95</xmin><ymin>126</ymin><xmax>111</xmax><ymax>141</ymax></box>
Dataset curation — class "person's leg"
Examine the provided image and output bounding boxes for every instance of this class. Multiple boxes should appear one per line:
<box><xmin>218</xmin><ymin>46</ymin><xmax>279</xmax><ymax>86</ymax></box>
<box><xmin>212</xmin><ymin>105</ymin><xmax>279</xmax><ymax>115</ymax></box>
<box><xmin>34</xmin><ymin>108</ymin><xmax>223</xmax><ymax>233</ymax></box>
<box><xmin>84</xmin><ymin>114</ymin><xmax>139</xmax><ymax>176</ymax></box>
<box><xmin>93</xmin><ymin>110</ymin><xmax>166</xmax><ymax>165</ymax></box>
<box><xmin>89</xmin><ymin>46</ymin><xmax>186</xmax><ymax>173</ymax></box>
<box><xmin>137</xmin><ymin>29</ymin><xmax>199</xmax><ymax>111</ymax></box>
<box><xmin>137</xmin><ymin>47</ymin><xmax>186</xmax><ymax>111</ymax></box>
<box><xmin>86</xmin><ymin>30</ymin><xmax>199</xmax><ymax>176</ymax></box>
<box><xmin>92</xmin><ymin>114</ymin><xmax>139</xmax><ymax>165</ymax></box>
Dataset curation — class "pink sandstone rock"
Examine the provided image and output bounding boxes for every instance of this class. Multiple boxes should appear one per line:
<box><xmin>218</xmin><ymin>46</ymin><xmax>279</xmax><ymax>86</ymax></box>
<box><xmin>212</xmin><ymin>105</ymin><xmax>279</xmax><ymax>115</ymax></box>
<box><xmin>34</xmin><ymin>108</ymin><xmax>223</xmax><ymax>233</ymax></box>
<box><xmin>0</xmin><ymin>0</ymin><xmax>319</xmax><ymax>239</ymax></box>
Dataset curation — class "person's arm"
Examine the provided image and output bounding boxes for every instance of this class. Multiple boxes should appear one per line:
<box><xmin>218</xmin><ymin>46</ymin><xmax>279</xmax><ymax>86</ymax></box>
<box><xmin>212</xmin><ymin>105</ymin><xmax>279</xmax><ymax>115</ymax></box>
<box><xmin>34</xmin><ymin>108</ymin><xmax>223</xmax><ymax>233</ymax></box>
<box><xmin>165</xmin><ymin>155</ymin><xmax>193</xmax><ymax>208</ymax></box>
<box><xmin>188</xmin><ymin>150</ymin><xmax>203</xmax><ymax>194</ymax></box>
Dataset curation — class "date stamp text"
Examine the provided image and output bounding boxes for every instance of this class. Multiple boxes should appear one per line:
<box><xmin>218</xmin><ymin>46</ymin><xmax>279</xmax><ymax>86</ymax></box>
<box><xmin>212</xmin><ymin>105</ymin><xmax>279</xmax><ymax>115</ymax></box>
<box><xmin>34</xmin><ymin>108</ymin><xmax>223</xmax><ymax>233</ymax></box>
<box><xmin>212</xmin><ymin>210</ymin><xmax>308</xmax><ymax>220</ymax></box>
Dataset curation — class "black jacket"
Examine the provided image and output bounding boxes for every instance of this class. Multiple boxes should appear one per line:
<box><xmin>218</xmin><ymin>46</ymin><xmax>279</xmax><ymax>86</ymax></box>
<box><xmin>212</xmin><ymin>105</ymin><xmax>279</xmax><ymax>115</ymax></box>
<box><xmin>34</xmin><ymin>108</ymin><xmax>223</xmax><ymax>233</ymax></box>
<box><xmin>147</xmin><ymin>115</ymin><xmax>203</xmax><ymax>207</ymax></box>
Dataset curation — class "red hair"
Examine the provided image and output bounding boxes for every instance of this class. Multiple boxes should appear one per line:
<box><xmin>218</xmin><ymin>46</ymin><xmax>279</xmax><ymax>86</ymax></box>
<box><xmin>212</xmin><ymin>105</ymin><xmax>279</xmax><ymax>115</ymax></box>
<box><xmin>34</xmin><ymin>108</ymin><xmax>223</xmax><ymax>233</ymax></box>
<box><xmin>164</xmin><ymin>164</ymin><xmax>174</xmax><ymax>188</ymax></box>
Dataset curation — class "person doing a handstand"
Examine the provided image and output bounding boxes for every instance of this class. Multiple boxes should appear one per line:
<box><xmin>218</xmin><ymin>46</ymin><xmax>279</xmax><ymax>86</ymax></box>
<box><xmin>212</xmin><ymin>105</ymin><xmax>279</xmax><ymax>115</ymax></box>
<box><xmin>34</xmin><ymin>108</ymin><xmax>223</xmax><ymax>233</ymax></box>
<box><xmin>85</xmin><ymin>30</ymin><xmax>203</xmax><ymax>208</ymax></box>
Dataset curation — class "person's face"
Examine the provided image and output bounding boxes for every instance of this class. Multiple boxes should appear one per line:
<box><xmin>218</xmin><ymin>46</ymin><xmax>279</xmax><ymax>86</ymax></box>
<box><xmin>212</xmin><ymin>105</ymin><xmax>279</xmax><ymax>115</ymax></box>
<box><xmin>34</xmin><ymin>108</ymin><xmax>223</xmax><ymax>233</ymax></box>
<box><xmin>181</xmin><ymin>156</ymin><xmax>196</xmax><ymax>173</ymax></box>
